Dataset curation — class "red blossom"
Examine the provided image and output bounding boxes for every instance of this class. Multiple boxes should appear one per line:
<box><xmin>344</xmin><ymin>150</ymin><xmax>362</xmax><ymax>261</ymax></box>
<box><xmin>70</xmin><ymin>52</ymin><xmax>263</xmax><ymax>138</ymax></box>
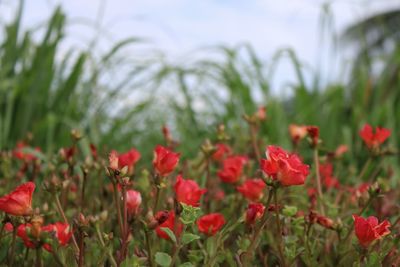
<box><xmin>246</xmin><ymin>203</ymin><xmax>265</xmax><ymax>225</ymax></box>
<box><xmin>319</xmin><ymin>163</ymin><xmax>340</xmax><ymax>189</ymax></box>
<box><xmin>307</xmin><ymin>126</ymin><xmax>319</xmax><ymax>147</ymax></box>
<box><xmin>353</xmin><ymin>215</ymin><xmax>391</xmax><ymax>247</ymax></box>
<box><xmin>118</xmin><ymin>148</ymin><xmax>141</xmax><ymax>170</ymax></box>
<box><xmin>155</xmin><ymin>210</ymin><xmax>183</xmax><ymax>240</ymax></box>
<box><xmin>260</xmin><ymin>146</ymin><xmax>309</xmax><ymax>186</ymax></box>
<box><xmin>174</xmin><ymin>175</ymin><xmax>206</xmax><ymax>207</ymax></box>
<box><xmin>0</xmin><ymin>182</ymin><xmax>35</xmax><ymax>216</ymax></box>
<box><xmin>197</xmin><ymin>213</ymin><xmax>225</xmax><ymax>236</ymax></box>
<box><xmin>359</xmin><ymin>124</ymin><xmax>391</xmax><ymax>149</ymax></box>
<box><xmin>153</xmin><ymin>145</ymin><xmax>180</xmax><ymax>177</ymax></box>
<box><xmin>236</xmin><ymin>179</ymin><xmax>266</xmax><ymax>202</ymax></box>
<box><xmin>13</xmin><ymin>142</ymin><xmax>41</xmax><ymax>161</ymax></box>
<box><xmin>212</xmin><ymin>143</ymin><xmax>232</xmax><ymax>162</ymax></box>
<box><xmin>217</xmin><ymin>156</ymin><xmax>248</xmax><ymax>183</ymax></box>
<box><xmin>126</xmin><ymin>190</ymin><xmax>142</xmax><ymax>216</ymax></box>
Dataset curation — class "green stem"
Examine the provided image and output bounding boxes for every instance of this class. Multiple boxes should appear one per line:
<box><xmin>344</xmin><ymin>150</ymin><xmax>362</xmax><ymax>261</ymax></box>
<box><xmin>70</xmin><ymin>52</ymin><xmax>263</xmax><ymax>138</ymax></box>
<box><xmin>250</xmin><ymin>123</ymin><xmax>261</xmax><ymax>163</ymax></box>
<box><xmin>54</xmin><ymin>194</ymin><xmax>80</xmax><ymax>252</ymax></box>
<box><xmin>95</xmin><ymin>224</ymin><xmax>117</xmax><ymax>267</ymax></box>
<box><xmin>145</xmin><ymin>229</ymin><xmax>155</xmax><ymax>267</ymax></box>
<box><xmin>8</xmin><ymin>226</ymin><xmax>17</xmax><ymax>266</ymax></box>
<box><xmin>153</xmin><ymin>185</ymin><xmax>161</xmax><ymax>212</ymax></box>
<box><xmin>112</xmin><ymin>182</ymin><xmax>124</xmax><ymax>237</ymax></box>
<box><xmin>274</xmin><ymin>191</ymin><xmax>286</xmax><ymax>267</ymax></box>
<box><xmin>356</xmin><ymin>157</ymin><xmax>372</xmax><ymax>181</ymax></box>
<box><xmin>313</xmin><ymin>148</ymin><xmax>325</xmax><ymax>215</ymax></box>
<box><xmin>242</xmin><ymin>188</ymin><xmax>274</xmax><ymax>266</ymax></box>
<box><xmin>35</xmin><ymin>247</ymin><xmax>43</xmax><ymax>267</ymax></box>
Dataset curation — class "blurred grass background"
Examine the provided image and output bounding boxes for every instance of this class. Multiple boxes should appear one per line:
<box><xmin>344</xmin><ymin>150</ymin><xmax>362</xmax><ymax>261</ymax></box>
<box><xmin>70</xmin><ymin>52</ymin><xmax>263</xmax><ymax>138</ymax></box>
<box><xmin>1</xmin><ymin>2</ymin><xmax>399</xmax><ymax>170</ymax></box>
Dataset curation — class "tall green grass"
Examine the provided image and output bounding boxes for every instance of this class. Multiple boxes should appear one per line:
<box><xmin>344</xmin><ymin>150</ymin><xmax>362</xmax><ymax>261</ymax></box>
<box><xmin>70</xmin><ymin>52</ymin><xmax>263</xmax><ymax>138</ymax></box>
<box><xmin>1</xmin><ymin>3</ymin><xmax>399</xmax><ymax>174</ymax></box>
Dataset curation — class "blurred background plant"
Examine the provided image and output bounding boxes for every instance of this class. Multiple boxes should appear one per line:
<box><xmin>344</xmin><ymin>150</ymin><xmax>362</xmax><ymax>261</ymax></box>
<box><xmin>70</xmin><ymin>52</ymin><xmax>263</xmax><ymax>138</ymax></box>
<box><xmin>0</xmin><ymin>1</ymin><xmax>399</xmax><ymax>173</ymax></box>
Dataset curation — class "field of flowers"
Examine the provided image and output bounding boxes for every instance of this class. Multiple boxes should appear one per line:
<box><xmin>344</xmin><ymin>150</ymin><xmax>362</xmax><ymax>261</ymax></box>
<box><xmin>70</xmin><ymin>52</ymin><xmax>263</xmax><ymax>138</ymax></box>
<box><xmin>0</xmin><ymin>113</ymin><xmax>398</xmax><ymax>266</ymax></box>
<box><xmin>1</xmin><ymin>3</ymin><xmax>400</xmax><ymax>267</ymax></box>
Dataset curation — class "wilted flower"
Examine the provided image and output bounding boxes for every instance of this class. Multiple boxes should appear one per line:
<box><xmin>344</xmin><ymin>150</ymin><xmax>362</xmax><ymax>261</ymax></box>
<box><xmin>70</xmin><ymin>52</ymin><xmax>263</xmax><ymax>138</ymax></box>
<box><xmin>288</xmin><ymin>124</ymin><xmax>308</xmax><ymax>144</ymax></box>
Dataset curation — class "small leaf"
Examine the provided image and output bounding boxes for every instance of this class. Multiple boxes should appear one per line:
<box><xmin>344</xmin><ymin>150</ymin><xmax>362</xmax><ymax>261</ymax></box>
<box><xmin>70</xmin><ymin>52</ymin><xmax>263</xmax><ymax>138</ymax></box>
<box><xmin>155</xmin><ymin>252</ymin><xmax>172</xmax><ymax>267</ymax></box>
<box><xmin>178</xmin><ymin>263</ymin><xmax>194</xmax><ymax>267</ymax></box>
<box><xmin>182</xmin><ymin>233</ymin><xmax>200</xmax><ymax>245</ymax></box>
<box><xmin>180</xmin><ymin>203</ymin><xmax>202</xmax><ymax>225</ymax></box>
<box><xmin>282</xmin><ymin>205</ymin><xmax>297</xmax><ymax>217</ymax></box>
<box><xmin>160</xmin><ymin>227</ymin><xmax>177</xmax><ymax>243</ymax></box>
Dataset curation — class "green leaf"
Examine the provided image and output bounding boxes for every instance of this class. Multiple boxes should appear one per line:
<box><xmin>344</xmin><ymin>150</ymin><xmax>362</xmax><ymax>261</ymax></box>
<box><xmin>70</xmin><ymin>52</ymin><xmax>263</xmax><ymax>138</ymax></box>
<box><xmin>181</xmin><ymin>233</ymin><xmax>200</xmax><ymax>245</ymax></box>
<box><xmin>160</xmin><ymin>227</ymin><xmax>177</xmax><ymax>243</ymax></box>
<box><xmin>178</xmin><ymin>263</ymin><xmax>194</xmax><ymax>267</ymax></box>
<box><xmin>155</xmin><ymin>252</ymin><xmax>172</xmax><ymax>267</ymax></box>
<box><xmin>282</xmin><ymin>205</ymin><xmax>298</xmax><ymax>217</ymax></box>
<box><xmin>180</xmin><ymin>203</ymin><xmax>202</xmax><ymax>225</ymax></box>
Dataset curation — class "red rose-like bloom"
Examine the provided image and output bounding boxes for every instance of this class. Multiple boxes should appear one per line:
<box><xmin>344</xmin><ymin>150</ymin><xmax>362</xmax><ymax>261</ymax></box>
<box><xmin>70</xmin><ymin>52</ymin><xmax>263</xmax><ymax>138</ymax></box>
<box><xmin>236</xmin><ymin>179</ymin><xmax>266</xmax><ymax>202</ymax></box>
<box><xmin>359</xmin><ymin>124</ymin><xmax>391</xmax><ymax>149</ymax></box>
<box><xmin>212</xmin><ymin>144</ymin><xmax>232</xmax><ymax>162</ymax></box>
<box><xmin>353</xmin><ymin>215</ymin><xmax>391</xmax><ymax>247</ymax></box>
<box><xmin>260</xmin><ymin>146</ymin><xmax>309</xmax><ymax>186</ymax></box>
<box><xmin>6</xmin><ymin>222</ymin><xmax>72</xmax><ymax>251</ymax></box>
<box><xmin>0</xmin><ymin>182</ymin><xmax>35</xmax><ymax>216</ymax></box>
<box><xmin>174</xmin><ymin>175</ymin><xmax>206</xmax><ymax>207</ymax></box>
<box><xmin>197</xmin><ymin>213</ymin><xmax>225</xmax><ymax>236</ymax></box>
<box><xmin>246</xmin><ymin>203</ymin><xmax>265</xmax><ymax>225</ymax></box>
<box><xmin>153</xmin><ymin>145</ymin><xmax>180</xmax><ymax>177</ymax></box>
<box><xmin>42</xmin><ymin>222</ymin><xmax>73</xmax><ymax>246</ymax></box>
<box><xmin>126</xmin><ymin>190</ymin><xmax>142</xmax><ymax>215</ymax></box>
<box><xmin>118</xmin><ymin>148</ymin><xmax>141</xmax><ymax>169</ymax></box>
<box><xmin>217</xmin><ymin>156</ymin><xmax>248</xmax><ymax>183</ymax></box>
<box><xmin>155</xmin><ymin>211</ymin><xmax>183</xmax><ymax>240</ymax></box>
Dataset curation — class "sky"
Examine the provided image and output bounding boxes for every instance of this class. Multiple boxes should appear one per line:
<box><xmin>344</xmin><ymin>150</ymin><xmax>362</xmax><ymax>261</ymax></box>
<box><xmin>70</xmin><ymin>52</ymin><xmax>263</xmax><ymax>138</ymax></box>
<box><xmin>1</xmin><ymin>0</ymin><xmax>400</xmax><ymax>94</ymax></box>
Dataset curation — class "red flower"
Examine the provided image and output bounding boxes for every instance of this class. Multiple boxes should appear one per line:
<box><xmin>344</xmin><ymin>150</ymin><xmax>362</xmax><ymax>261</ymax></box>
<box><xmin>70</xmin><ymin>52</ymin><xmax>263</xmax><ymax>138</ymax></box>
<box><xmin>155</xmin><ymin>211</ymin><xmax>183</xmax><ymax>240</ymax></box>
<box><xmin>319</xmin><ymin>163</ymin><xmax>339</xmax><ymax>189</ymax></box>
<box><xmin>153</xmin><ymin>145</ymin><xmax>180</xmax><ymax>177</ymax></box>
<box><xmin>307</xmin><ymin>126</ymin><xmax>319</xmax><ymax>147</ymax></box>
<box><xmin>236</xmin><ymin>179</ymin><xmax>266</xmax><ymax>202</ymax></box>
<box><xmin>359</xmin><ymin>124</ymin><xmax>391</xmax><ymax>149</ymax></box>
<box><xmin>174</xmin><ymin>175</ymin><xmax>206</xmax><ymax>207</ymax></box>
<box><xmin>13</xmin><ymin>142</ymin><xmax>41</xmax><ymax>161</ymax></box>
<box><xmin>217</xmin><ymin>156</ymin><xmax>248</xmax><ymax>183</ymax></box>
<box><xmin>118</xmin><ymin>148</ymin><xmax>141</xmax><ymax>168</ymax></box>
<box><xmin>260</xmin><ymin>146</ymin><xmax>309</xmax><ymax>186</ymax></box>
<box><xmin>246</xmin><ymin>203</ymin><xmax>265</xmax><ymax>225</ymax></box>
<box><xmin>197</xmin><ymin>213</ymin><xmax>225</xmax><ymax>236</ymax></box>
<box><xmin>42</xmin><ymin>222</ymin><xmax>73</xmax><ymax>246</ymax></box>
<box><xmin>353</xmin><ymin>215</ymin><xmax>391</xmax><ymax>247</ymax></box>
<box><xmin>212</xmin><ymin>143</ymin><xmax>232</xmax><ymax>162</ymax></box>
<box><xmin>5</xmin><ymin>222</ymin><xmax>72</xmax><ymax>251</ymax></box>
<box><xmin>0</xmin><ymin>182</ymin><xmax>35</xmax><ymax>216</ymax></box>
<box><xmin>89</xmin><ymin>144</ymin><xmax>98</xmax><ymax>160</ymax></box>
<box><xmin>126</xmin><ymin>190</ymin><xmax>142</xmax><ymax>216</ymax></box>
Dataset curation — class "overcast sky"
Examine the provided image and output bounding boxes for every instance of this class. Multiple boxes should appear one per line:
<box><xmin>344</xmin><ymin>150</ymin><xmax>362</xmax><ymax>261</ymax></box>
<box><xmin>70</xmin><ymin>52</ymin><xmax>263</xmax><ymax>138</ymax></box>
<box><xmin>1</xmin><ymin>0</ymin><xmax>400</xmax><ymax>93</ymax></box>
